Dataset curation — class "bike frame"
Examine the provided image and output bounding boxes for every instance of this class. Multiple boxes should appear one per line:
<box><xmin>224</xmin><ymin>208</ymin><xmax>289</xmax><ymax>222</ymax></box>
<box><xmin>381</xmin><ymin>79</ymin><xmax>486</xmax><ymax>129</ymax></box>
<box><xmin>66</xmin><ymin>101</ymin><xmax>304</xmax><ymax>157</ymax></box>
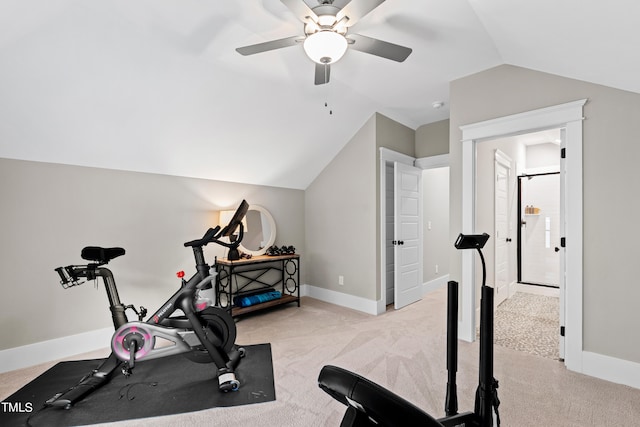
<box><xmin>110</xmin><ymin>245</ymin><xmax>228</xmax><ymax>368</ymax></box>
<box><xmin>47</xmin><ymin>202</ymin><xmax>250</xmax><ymax>408</ymax></box>
<box><xmin>56</xmin><ymin>244</ymin><xmax>228</xmax><ymax>367</ymax></box>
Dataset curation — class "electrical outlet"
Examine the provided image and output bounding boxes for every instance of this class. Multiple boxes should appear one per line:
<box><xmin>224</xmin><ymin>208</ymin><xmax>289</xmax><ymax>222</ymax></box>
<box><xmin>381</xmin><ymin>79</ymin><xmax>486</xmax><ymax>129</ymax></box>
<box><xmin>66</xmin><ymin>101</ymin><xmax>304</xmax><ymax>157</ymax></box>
<box><xmin>428</xmin><ymin>221</ymin><xmax>432</xmax><ymax>230</ymax></box>
<box><xmin>435</xmin><ymin>264</ymin><xmax>439</xmax><ymax>274</ymax></box>
<box><xmin>338</xmin><ymin>275</ymin><xmax>344</xmax><ymax>285</ymax></box>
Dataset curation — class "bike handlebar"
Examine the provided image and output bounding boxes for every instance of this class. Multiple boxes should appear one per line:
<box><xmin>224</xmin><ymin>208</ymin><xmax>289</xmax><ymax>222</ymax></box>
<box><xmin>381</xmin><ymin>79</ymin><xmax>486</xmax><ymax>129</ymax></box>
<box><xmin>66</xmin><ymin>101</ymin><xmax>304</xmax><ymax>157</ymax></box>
<box><xmin>55</xmin><ymin>267</ymin><xmax>68</xmax><ymax>283</ymax></box>
<box><xmin>183</xmin><ymin>226</ymin><xmax>221</xmax><ymax>248</ymax></box>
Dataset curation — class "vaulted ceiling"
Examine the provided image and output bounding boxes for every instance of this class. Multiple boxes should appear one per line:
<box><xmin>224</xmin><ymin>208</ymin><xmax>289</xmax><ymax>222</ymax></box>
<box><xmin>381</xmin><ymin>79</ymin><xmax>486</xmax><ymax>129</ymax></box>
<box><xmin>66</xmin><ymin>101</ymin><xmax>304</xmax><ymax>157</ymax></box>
<box><xmin>1</xmin><ymin>0</ymin><xmax>638</xmax><ymax>189</ymax></box>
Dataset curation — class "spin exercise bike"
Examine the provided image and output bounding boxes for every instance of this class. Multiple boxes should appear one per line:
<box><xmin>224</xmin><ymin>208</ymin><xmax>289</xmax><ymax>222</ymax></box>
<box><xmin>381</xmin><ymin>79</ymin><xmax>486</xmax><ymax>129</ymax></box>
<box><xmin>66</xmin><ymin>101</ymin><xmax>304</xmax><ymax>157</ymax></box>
<box><xmin>318</xmin><ymin>233</ymin><xmax>501</xmax><ymax>426</ymax></box>
<box><xmin>44</xmin><ymin>200</ymin><xmax>250</xmax><ymax>409</ymax></box>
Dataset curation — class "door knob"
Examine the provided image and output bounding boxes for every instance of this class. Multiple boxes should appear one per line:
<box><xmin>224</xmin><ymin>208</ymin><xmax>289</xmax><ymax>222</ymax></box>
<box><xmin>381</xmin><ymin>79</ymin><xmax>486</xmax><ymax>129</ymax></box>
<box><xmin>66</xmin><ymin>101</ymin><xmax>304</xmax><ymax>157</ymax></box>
<box><xmin>555</xmin><ymin>247</ymin><xmax>560</xmax><ymax>252</ymax></box>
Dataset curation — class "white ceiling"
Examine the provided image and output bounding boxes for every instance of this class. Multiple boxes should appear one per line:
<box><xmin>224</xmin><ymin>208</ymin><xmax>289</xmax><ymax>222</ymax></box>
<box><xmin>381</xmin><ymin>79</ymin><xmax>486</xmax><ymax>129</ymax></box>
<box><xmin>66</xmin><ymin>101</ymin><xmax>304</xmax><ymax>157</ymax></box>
<box><xmin>1</xmin><ymin>0</ymin><xmax>638</xmax><ymax>189</ymax></box>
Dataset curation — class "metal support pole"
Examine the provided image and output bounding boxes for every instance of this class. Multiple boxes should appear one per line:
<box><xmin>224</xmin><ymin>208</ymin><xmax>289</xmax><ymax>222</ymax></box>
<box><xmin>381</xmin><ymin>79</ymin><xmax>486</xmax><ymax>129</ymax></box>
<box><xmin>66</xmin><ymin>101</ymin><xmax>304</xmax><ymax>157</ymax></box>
<box><xmin>445</xmin><ymin>280</ymin><xmax>459</xmax><ymax>416</ymax></box>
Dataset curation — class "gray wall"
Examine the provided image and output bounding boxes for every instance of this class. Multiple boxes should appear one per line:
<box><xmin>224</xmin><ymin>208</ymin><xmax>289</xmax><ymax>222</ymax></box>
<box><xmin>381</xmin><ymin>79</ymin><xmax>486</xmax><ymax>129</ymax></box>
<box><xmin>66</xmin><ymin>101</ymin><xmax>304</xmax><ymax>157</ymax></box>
<box><xmin>0</xmin><ymin>158</ymin><xmax>304</xmax><ymax>351</ymax></box>
<box><xmin>305</xmin><ymin>115</ymin><xmax>377</xmax><ymax>300</ymax></box>
<box><xmin>449</xmin><ymin>64</ymin><xmax>640</xmax><ymax>364</ymax></box>
<box><xmin>422</xmin><ymin>167</ymin><xmax>450</xmax><ymax>281</ymax></box>
<box><xmin>416</xmin><ymin>119</ymin><xmax>450</xmax><ymax>157</ymax></box>
<box><xmin>305</xmin><ymin>113</ymin><xmax>414</xmax><ymax>302</ymax></box>
<box><xmin>417</xmin><ymin>119</ymin><xmax>451</xmax><ymax>284</ymax></box>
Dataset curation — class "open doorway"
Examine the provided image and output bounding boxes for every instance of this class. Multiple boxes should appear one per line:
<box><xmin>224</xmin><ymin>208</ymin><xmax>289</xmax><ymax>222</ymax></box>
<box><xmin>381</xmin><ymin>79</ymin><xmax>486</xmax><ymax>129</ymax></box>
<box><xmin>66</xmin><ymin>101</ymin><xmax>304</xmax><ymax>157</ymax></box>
<box><xmin>476</xmin><ymin>129</ymin><xmax>563</xmax><ymax>360</ymax></box>
<box><xmin>379</xmin><ymin>149</ymin><xmax>449</xmax><ymax>313</ymax></box>
<box><xmin>460</xmin><ymin>99</ymin><xmax>586</xmax><ymax>371</ymax></box>
<box><xmin>379</xmin><ymin>148</ymin><xmax>424</xmax><ymax>312</ymax></box>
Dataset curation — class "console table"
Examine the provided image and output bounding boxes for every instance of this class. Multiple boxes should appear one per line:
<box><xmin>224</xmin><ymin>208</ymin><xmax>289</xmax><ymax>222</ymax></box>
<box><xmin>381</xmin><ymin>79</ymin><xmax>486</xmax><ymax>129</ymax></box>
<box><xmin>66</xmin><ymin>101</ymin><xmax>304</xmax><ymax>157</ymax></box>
<box><xmin>215</xmin><ymin>254</ymin><xmax>300</xmax><ymax>317</ymax></box>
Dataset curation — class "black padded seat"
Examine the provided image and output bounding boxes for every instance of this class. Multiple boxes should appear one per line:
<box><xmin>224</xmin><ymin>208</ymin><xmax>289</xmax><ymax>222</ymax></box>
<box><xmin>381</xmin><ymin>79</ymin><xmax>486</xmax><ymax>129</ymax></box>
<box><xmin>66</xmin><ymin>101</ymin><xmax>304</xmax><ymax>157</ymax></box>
<box><xmin>318</xmin><ymin>365</ymin><xmax>444</xmax><ymax>427</ymax></box>
<box><xmin>81</xmin><ymin>246</ymin><xmax>125</xmax><ymax>263</ymax></box>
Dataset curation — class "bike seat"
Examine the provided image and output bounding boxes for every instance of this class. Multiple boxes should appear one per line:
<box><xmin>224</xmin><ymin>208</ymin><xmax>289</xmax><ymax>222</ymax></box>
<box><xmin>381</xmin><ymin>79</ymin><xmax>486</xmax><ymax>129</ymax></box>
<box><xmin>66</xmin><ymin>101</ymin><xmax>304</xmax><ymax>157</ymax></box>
<box><xmin>81</xmin><ymin>247</ymin><xmax>125</xmax><ymax>263</ymax></box>
<box><xmin>318</xmin><ymin>365</ymin><xmax>444</xmax><ymax>427</ymax></box>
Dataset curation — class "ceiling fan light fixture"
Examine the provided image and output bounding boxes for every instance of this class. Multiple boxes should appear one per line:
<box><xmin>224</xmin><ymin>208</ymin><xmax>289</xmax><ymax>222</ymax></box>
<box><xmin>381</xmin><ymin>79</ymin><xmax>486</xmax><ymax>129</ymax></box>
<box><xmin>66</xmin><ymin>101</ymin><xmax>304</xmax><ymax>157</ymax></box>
<box><xmin>317</xmin><ymin>14</ymin><xmax>336</xmax><ymax>27</ymax></box>
<box><xmin>303</xmin><ymin>30</ymin><xmax>348</xmax><ymax>64</ymax></box>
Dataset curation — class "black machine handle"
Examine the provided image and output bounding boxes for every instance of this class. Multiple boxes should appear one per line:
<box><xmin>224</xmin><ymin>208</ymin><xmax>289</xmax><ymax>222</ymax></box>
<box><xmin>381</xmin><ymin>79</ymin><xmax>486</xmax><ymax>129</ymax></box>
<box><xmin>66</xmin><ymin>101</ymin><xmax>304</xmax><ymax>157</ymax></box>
<box><xmin>184</xmin><ymin>226</ymin><xmax>221</xmax><ymax>248</ymax></box>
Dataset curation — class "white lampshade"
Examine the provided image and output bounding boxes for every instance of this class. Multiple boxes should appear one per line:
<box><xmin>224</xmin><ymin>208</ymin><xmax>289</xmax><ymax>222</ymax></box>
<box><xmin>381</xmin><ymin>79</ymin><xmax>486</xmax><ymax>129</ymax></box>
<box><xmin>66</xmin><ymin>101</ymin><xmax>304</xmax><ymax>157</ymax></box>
<box><xmin>303</xmin><ymin>30</ymin><xmax>348</xmax><ymax>64</ymax></box>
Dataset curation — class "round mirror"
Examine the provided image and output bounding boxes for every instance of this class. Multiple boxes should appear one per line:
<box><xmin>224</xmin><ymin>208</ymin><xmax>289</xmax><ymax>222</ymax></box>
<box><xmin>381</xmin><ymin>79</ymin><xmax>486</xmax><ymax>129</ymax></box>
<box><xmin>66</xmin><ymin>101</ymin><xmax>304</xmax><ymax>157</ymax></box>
<box><xmin>239</xmin><ymin>205</ymin><xmax>276</xmax><ymax>256</ymax></box>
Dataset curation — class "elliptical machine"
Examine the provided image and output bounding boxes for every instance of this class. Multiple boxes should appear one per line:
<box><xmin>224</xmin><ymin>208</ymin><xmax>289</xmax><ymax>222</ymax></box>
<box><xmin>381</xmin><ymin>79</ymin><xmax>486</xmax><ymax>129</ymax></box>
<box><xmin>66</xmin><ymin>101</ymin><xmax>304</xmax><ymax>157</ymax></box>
<box><xmin>318</xmin><ymin>233</ymin><xmax>500</xmax><ymax>426</ymax></box>
<box><xmin>45</xmin><ymin>201</ymin><xmax>250</xmax><ymax>409</ymax></box>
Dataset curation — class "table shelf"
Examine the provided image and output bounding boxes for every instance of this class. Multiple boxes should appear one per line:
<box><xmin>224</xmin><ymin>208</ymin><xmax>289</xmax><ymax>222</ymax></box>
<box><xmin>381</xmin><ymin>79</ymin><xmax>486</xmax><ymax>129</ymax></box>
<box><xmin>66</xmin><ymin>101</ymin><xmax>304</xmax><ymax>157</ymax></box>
<box><xmin>215</xmin><ymin>254</ymin><xmax>300</xmax><ymax>317</ymax></box>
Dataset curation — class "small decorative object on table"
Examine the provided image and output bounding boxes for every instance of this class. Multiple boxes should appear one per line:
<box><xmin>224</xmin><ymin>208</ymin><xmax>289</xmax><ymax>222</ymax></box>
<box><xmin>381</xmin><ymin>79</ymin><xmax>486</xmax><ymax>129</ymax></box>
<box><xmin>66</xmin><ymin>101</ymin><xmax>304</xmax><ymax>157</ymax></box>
<box><xmin>266</xmin><ymin>245</ymin><xmax>296</xmax><ymax>256</ymax></box>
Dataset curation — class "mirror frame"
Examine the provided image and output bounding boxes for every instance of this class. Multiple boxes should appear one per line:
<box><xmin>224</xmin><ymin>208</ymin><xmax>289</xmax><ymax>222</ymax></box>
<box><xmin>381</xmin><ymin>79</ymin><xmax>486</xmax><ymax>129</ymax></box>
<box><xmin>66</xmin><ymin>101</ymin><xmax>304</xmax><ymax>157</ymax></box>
<box><xmin>239</xmin><ymin>205</ymin><xmax>276</xmax><ymax>256</ymax></box>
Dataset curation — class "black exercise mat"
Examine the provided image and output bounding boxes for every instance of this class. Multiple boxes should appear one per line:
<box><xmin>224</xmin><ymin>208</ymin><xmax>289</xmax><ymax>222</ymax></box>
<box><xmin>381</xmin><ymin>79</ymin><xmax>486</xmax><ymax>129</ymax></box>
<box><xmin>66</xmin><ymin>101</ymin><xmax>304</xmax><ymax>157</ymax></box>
<box><xmin>1</xmin><ymin>343</ymin><xmax>274</xmax><ymax>427</ymax></box>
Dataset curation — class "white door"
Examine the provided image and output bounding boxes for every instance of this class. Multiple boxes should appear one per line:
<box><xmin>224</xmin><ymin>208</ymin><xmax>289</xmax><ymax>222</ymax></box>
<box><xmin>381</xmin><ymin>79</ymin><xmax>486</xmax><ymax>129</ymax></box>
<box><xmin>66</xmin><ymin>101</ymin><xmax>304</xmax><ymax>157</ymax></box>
<box><xmin>559</xmin><ymin>129</ymin><xmax>567</xmax><ymax>359</ymax></box>
<box><xmin>394</xmin><ymin>162</ymin><xmax>423</xmax><ymax>309</ymax></box>
<box><xmin>494</xmin><ymin>150</ymin><xmax>511</xmax><ymax>306</ymax></box>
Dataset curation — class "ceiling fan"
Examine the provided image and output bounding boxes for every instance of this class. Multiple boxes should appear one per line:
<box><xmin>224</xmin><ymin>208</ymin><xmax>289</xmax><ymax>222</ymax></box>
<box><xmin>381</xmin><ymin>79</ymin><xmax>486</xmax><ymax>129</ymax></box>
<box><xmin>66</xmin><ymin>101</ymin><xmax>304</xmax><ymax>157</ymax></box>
<box><xmin>236</xmin><ymin>0</ymin><xmax>412</xmax><ymax>85</ymax></box>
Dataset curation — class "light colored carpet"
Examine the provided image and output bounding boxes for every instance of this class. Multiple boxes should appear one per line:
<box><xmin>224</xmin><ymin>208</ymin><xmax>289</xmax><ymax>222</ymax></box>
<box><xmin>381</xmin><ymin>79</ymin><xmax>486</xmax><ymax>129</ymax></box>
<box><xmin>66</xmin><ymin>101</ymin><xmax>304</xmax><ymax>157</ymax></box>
<box><xmin>494</xmin><ymin>292</ymin><xmax>559</xmax><ymax>360</ymax></box>
<box><xmin>2</xmin><ymin>288</ymin><xmax>640</xmax><ymax>426</ymax></box>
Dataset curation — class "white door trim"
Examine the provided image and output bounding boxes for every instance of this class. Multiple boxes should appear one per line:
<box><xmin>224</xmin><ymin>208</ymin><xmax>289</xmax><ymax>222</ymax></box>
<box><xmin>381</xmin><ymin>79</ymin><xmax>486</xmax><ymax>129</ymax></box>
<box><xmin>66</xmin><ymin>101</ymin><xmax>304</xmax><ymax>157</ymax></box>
<box><xmin>380</xmin><ymin>147</ymin><xmax>415</xmax><ymax>165</ymax></box>
<box><xmin>459</xmin><ymin>99</ymin><xmax>586</xmax><ymax>374</ymax></box>
<box><xmin>415</xmin><ymin>154</ymin><xmax>450</xmax><ymax>169</ymax></box>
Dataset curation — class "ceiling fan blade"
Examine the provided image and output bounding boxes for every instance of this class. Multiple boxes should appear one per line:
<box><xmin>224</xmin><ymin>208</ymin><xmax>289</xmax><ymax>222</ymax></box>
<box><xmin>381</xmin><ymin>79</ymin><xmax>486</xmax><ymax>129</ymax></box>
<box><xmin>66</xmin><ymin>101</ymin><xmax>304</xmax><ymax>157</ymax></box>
<box><xmin>236</xmin><ymin>36</ymin><xmax>303</xmax><ymax>56</ymax></box>
<box><xmin>347</xmin><ymin>34</ymin><xmax>412</xmax><ymax>62</ymax></box>
<box><xmin>314</xmin><ymin>63</ymin><xmax>331</xmax><ymax>85</ymax></box>
<box><xmin>336</xmin><ymin>0</ymin><xmax>386</xmax><ymax>27</ymax></box>
<box><xmin>280</xmin><ymin>0</ymin><xmax>318</xmax><ymax>24</ymax></box>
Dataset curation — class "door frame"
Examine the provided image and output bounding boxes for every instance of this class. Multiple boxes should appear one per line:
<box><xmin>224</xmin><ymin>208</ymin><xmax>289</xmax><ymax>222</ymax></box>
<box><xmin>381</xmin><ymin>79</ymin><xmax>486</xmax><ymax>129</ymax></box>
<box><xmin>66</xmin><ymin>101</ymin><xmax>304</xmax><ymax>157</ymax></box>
<box><xmin>459</xmin><ymin>99</ymin><xmax>586</xmax><ymax>373</ymax></box>
<box><xmin>379</xmin><ymin>148</ymin><xmax>448</xmax><ymax>313</ymax></box>
<box><xmin>379</xmin><ymin>147</ymin><xmax>415</xmax><ymax>314</ymax></box>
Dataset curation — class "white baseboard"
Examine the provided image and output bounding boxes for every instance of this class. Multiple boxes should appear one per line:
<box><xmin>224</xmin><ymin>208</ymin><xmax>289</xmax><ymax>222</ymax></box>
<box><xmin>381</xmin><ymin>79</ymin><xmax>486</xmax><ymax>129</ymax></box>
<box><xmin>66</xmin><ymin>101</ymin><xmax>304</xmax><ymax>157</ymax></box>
<box><xmin>301</xmin><ymin>276</ymin><xmax>451</xmax><ymax>317</ymax></box>
<box><xmin>0</xmin><ymin>328</ymin><xmax>112</xmax><ymax>373</ymax></box>
<box><xmin>581</xmin><ymin>351</ymin><xmax>640</xmax><ymax>390</ymax></box>
<box><xmin>300</xmin><ymin>274</ymin><xmax>449</xmax><ymax>315</ymax></box>
<box><xmin>422</xmin><ymin>275</ymin><xmax>450</xmax><ymax>295</ymax></box>
<box><xmin>301</xmin><ymin>284</ymin><xmax>379</xmax><ymax>315</ymax></box>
